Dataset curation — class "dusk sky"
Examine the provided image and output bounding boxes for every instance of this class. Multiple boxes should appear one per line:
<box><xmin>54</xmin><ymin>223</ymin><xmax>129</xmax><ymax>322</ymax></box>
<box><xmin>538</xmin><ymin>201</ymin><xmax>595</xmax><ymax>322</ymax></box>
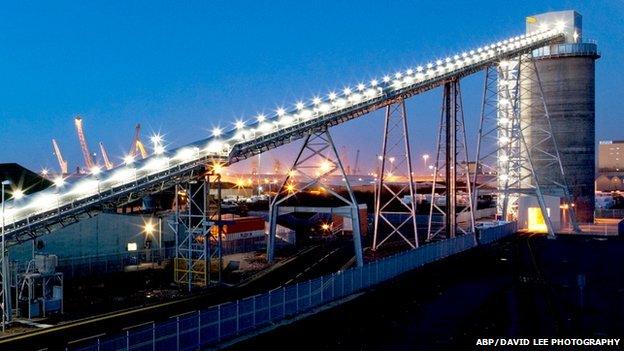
<box><xmin>1</xmin><ymin>1</ymin><xmax>622</xmax><ymax>174</ymax></box>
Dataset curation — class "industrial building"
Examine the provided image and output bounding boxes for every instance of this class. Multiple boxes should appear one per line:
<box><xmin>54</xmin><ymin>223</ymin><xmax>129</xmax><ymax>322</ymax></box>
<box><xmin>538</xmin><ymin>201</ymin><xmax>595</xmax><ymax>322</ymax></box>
<box><xmin>522</xmin><ymin>10</ymin><xmax>599</xmax><ymax>223</ymax></box>
<box><xmin>598</xmin><ymin>140</ymin><xmax>624</xmax><ymax>172</ymax></box>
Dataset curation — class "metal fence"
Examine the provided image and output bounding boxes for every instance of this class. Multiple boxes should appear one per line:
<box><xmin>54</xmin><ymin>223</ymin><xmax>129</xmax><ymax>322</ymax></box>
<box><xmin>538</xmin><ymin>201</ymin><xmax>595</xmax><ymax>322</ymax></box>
<box><xmin>477</xmin><ymin>221</ymin><xmax>518</xmax><ymax>245</ymax></box>
<box><xmin>595</xmin><ymin>209</ymin><xmax>624</xmax><ymax>219</ymax></box>
<box><xmin>68</xmin><ymin>223</ymin><xmax>516</xmax><ymax>351</ymax></box>
<box><xmin>56</xmin><ymin>247</ymin><xmax>176</xmax><ymax>279</ymax></box>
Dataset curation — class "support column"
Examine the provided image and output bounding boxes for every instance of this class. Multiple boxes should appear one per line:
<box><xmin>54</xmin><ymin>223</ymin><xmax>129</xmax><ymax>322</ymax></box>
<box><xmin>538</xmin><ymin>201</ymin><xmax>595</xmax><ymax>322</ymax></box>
<box><xmin>473</xmin><ymin>54</ymin><xmax>580</xmax><ymax>237</ymax></box>
<box><xmin>372</xmin><ymin>100</ymin><xmax>418</xmax><ymax>251</ymax></box>
<box><xmin>444</xmin><ymin>82</ymin><xmax>457</xmax><ymax>238</ymax></box>
<box><xmin>1</xmin><ymin>183</ymin><xmax>12</xmax><ymax>330</ymax></box>
<box><xmin>169</xmin><ymin>165</ymin><xmax>222</xmax><ymax>291</ymax></box>
<box><xmin>428</xmin><ymin>79</ymin><xmax>475</xmax><ymax>240</ymax></box>
<box><xmin>267</xmin><ymin>128</ymin><xmax>363</xmax><ymax>267</ymax></box>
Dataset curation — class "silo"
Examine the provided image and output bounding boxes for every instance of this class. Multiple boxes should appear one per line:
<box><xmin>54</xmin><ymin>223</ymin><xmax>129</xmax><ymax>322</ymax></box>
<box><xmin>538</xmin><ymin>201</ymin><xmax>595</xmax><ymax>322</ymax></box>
<box><xmin>522</xmin><ymin>11</ymin><xmax>599</xmax><ymax>222</ymax></box>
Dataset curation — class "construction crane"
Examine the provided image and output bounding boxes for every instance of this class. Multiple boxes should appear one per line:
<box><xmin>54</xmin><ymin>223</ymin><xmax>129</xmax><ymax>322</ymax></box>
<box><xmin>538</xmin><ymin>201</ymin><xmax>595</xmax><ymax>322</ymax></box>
<box><xmin>340</xmin><ymin>146</ymin><xmax>351</xmax><ymax>175</ymax></box>
<box><xmin>129</xmin><ymin>124</ymin><xmax>148</xmax><ymax>159</ymax></box>
<box><xmin>99</xmin><ymin>142</ymin><xmax>114</xmax><ymax>170</ymax></box>
<box><xmin>51</xmin><ymin>139</ymin><xmax>68</xmax><ymax>174</ymax></box>
<box><xmin>353</xmin><ymin>149</ymin><xmax>360</xmax><ymax>175</ymax></box>
<box><xmin>74</xmin><ymin>116</ymin><xmax>94</xmax><ymax>170</ymax></box>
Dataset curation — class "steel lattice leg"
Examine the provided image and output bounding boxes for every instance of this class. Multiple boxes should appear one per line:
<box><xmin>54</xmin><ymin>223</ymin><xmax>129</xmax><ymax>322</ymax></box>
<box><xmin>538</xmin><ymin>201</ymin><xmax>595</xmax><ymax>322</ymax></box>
<box><xmin>427</xmin><ymin>80</ymin><xmax>475</xmax><ymax>241</ymax></box>
<box><xmin>372</xmin><ymin>100</ymin><xmax>418</xmax><ymax>251</ymax></box>
<box><xmin>473</xmin><ymin>55</ymin><xmax>580</xmax><ymax>237</ymax></box>
<box><xmin>169</xmin><ymin>166</ymin><xmax>222</xmax><ymax>291</ymax></box>
<box><xmin>267</xmin><ymin>128</ymin><xmax>363</xmax><ymax>267</ymax></box>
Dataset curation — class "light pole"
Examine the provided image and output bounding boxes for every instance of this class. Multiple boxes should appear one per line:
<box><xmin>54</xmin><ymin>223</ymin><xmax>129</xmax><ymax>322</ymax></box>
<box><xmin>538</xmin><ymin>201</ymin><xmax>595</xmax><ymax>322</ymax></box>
<box><xmin>422</xmin><ymin>154</ymin><xmax>430</xmax><ymax>174</ymax></box>
<box><xmin>1</xmin><ymin>180</ymin><xmax>11</xmax><ymax>331</ymax></box>
<box><xmin>143</xmin><ymin>220</ymin><xmax>156</xmax><ymax>263</ymax></box>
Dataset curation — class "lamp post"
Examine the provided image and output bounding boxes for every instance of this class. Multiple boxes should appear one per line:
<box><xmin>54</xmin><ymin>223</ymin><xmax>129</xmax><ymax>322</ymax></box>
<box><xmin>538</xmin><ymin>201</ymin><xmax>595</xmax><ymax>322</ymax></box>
<box><xmin>1</xmin><ymin>180</ymin><xmax>11</xmax><ymax>331</ymax></box>
<box><xmin>422</xmin><ymin>154</ymin><xmax>430</xmax><ymax>174</ymax></box>
<box><xmin>143</xmin><ymin>220</ymin><xmax>157</xmax><ymax>263</ymax></box>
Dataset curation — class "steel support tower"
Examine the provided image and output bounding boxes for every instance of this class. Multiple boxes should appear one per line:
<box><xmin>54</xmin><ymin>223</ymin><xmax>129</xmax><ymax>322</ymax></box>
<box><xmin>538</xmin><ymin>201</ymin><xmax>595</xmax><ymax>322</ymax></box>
<box><xmin>267</xmin><ymin>128</ymin><xmax>363</xmax><ymax>267</ymax></box>
<box><xmin>473</xmin><ymin>54</ymin><xmax>580</xmax><ymax>237</ymax></box>
<box><xmin>427</xmin><ymin>80</ymin><xmax>475</xmax><ymax>240</ymax></box>
<box><xmin>170</xmin><ymin>168</ymin><xmax>222</xmax><ymax>291</ymax></box>
<box><xmin>372</xmin><ymin>101</ymin><xmax>418</xmax><ymax>250</ymax></box>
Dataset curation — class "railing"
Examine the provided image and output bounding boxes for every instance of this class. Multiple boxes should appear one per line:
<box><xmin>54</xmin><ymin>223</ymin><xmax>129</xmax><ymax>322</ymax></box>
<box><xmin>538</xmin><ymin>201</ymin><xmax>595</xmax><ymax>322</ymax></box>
<box><xmin>68</xmin><ymin>222</ymin><xmax>516</xmax><ymax>351</ymax></box>
<box><xmin>595</xmin><ymin>209</ymin><xmax>624</xmax><ymax>219</ymax></box>
<box><xmin>532</xmin><ymin>42</ymin><xmax>600</xmax><ymax>59</ymax></box>
<box><xmin>477</xmin><ymin>221</ymin><xmax>518</xmax><ymax>244</ymax></box>
<box><xmin>55</xmin><ymin>248</ymin><xmax>176</xmax><ymax>279</ymax></box>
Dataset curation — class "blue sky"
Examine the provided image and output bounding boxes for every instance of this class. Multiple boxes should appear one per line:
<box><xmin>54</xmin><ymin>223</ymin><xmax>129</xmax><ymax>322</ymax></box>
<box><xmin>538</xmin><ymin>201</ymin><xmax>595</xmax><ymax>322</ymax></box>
<box><xmin>1</xmin><ymin>1</ymin><xmax>622</xmax><ymax>174</ymax></box>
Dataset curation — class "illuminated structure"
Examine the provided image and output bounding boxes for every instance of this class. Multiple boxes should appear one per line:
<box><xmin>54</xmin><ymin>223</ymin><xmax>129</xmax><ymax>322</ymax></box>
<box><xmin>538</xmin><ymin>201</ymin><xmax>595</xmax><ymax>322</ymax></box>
<box><xmin>428</xmin><ymin>80</ymin><xmax>475</xmax><ymax>240</ymax></box>
<box><xmin>74</xmin><ymin>116</ymin><xmax>94</xmax><ymax>170</ymax></box>
<box><xmin>129</xmin><ymin>124</ymin><xmax>149</xmax><ymax>160</ymax></box>
<box><xmin>51</xmin><ymin>139</ymin><xmax>68</xmax><ymax>175</ymax></box>
<box><xmin>373</xmin><ymin>101</ymin><xmax>418</xmax><ymax>250</ymax></box>
<box><xmin>523</xmin><ymin>11</ymin><xmax>599</xmax><ymax>223</ymax></box>
<box><xmin>98</xmin><ymin>142</ymin><xmax>114</xmax><ymax>170</ymax></box>
<box><xmin>0</xmin><ymin>17</ymin><xmax>584</xmax><ymax>322</ymax></box>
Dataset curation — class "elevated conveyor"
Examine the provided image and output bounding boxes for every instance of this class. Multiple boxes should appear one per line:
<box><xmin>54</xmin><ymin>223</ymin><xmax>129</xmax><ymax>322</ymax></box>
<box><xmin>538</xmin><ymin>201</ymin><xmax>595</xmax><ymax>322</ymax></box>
<box><xmin>1</xmin><ymin>27</ymin><xmax>566</xmax><ymax>245</ymax></box>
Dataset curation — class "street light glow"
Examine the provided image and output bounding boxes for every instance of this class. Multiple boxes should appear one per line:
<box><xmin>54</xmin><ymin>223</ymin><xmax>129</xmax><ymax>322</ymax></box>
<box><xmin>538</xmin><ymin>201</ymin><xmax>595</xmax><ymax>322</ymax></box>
<box><xmin>150</xmin><ymin>134</ymin><xmax>163</xmax><ymax>145</ymax></box>
<box><xmin>12</xmin><ymin>188</ymin><xmax>24</xmax><ymax>200</ymax></box>
<box><xmin>154</xmin><ymin>144</ymin><xmax>166</xmax><ymax>155</ymax></box>
<box><xmin>53</xmin><ymin>176</ymin><xmax>65</xmax><ymax>187</ymax></box>
<box><xmin>124</xmin><ymin>154</ymin><xmax>135</xmax><ymax>165</ymax></box>
<box><xmin>212</xmin><ymin>127</ymin><xmax>222</xmax><ymax>137</ymax></box>
<box><xmin>211</xmin><ymin>161</ymin><xmax>224</xmax><ymax>174</ymax></box>
<box><xmin>144</xmin><ymin>221</ymin><xmax>156</xmax><ymax>235</ymax></box>
<box><xmin>319</xmin><ymin>160</ymin><xmax>332</xmax><ymax>173</ymax></box>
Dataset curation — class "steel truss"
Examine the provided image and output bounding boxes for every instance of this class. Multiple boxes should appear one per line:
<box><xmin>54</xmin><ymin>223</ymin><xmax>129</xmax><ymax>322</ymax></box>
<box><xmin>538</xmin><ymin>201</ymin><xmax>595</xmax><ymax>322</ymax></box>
<box><xmin>427</xmin><ymin>80</ymin><xmax>475</xmax><ymax>240</ymax></box>
<box><xmin>372</xmin><ymin>101</ymin><xmax>419</xmax><ymax>250</ymax></box>
<box><xmin>473</xmin><ymin>54</ymin><xmax>579</xmax><ymax>236</ymax></box>
<box><xmin>267</xmin><ymin>128</ymin><xmax>363</xmax><ymax>267</ymax></box>
<box><xmin>3</xmin><ymin>32</ymin><xmax>564</xmax><ymax>246</ymax></box>
<box><xmin>169</xmin><ymin>167</ymin><xmax>222</xmax><ymax>291</ymax></box>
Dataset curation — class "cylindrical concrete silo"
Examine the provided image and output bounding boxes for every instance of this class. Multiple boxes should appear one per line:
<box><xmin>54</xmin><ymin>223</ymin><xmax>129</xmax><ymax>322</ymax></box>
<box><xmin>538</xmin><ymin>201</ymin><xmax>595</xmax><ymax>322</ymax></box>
<box><xmin>522</xmin><ymin>10</ymin><xmax>599</xmax><ymax>222</ymax></box>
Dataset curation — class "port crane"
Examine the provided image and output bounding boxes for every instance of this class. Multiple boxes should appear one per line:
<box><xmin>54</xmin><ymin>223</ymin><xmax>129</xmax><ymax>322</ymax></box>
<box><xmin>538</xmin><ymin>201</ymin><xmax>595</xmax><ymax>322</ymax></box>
<box><xmin>129</xmin><ymin>124</ymin><xmax>148</xmax><ymax>159</ymax></box>
<box><xmin>74</xmin><ymin>117</ymin><xmax>94</xmax><ymax>170</ymax></box>
<box><xmin>51</xmin><ymin>139</ymin><xmax>68</xmax><ymax>174</ymax></box>
<box><xmin>99</xmin><ymin>142</ymin><xmax>114</xmax><ymax>170</ymax></box>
